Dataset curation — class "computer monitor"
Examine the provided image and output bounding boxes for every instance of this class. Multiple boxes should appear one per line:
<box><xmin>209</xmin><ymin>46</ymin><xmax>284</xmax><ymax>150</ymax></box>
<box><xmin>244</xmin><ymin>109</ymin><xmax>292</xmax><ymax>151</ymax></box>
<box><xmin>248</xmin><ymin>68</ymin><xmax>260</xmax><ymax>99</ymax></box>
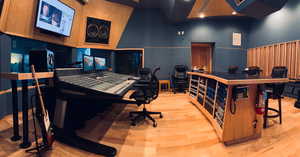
<box><xmin>94</xmin><ymin>57</ymin><xmax>107</xmax><ymax>71</ymax></box>
<box><xmin>11</xmin><ymin>53</ymin><xmax>23</xmax><ymax>72</ymax></box>
<box><xmin>83</xmin><ymin>55</ymin><xmax>94</xmax><ymax>72</ymax></box>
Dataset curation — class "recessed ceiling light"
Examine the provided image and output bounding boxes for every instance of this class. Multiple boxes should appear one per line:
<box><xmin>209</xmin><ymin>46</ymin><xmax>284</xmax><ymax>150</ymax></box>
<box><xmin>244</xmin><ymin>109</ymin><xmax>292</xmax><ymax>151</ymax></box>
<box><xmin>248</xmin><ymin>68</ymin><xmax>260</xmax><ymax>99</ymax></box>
<box><xmin>183</xmin><ymin>0</ymin><xmax>191</xmax><ymax>2</ymax></box>
<box><xmin>232</xmin><ymin>11</ymin><xmax>237</xmax><ymax>15</ymax></box>
<box><xmin>199</xmin><ymin>13</ymin><xmax>205</xmax><ymax>19</ymax></box>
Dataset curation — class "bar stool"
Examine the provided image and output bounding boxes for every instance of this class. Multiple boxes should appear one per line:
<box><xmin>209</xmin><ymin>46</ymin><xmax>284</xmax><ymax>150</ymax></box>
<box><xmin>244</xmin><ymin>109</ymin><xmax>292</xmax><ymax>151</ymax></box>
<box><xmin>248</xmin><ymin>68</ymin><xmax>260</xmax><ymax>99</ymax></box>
<box><xmin>263</xmin><ymin>66</ymin><xmax>287</xmax><ymax>128</ymax></box>
<box><xmin>159</xmin><ymin>80</ymin><xmax>170</xmax><ymax>92</ymax></box>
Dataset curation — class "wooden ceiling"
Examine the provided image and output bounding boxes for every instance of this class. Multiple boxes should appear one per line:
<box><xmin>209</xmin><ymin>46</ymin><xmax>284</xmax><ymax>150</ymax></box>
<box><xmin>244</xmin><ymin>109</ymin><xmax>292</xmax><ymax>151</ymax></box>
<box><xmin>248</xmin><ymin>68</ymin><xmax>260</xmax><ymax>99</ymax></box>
<box><xmin>188</xmin><ymin>0</ymin><xmax>243</xmax><ymax>19</ymax></box>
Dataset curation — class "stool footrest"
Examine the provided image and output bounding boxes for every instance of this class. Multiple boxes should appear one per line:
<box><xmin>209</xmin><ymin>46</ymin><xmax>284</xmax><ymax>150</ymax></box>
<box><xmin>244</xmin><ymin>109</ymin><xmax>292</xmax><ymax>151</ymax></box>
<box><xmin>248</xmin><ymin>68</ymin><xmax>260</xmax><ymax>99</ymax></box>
<box><xmin>265</xmin><ymin>107</ymin><xmax>280</xmax><ymax>118</ymax></box>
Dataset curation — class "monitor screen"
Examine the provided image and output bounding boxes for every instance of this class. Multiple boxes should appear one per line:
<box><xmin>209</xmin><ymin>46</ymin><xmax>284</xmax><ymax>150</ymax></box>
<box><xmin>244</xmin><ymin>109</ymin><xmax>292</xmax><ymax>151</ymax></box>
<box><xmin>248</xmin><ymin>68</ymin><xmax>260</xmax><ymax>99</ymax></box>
<box><xmin>94</xmin><ymin>57</ymin><xmax>106</xmax><ymax>70</ymax></box>
<box><xmin>83</xmin><ymin>55</ymin><xmax>94</xmax><ymax>72</ymax></box>
<box><xmin>36</xmin><ymin>0</ymin><xmax>75</xmax><ymax>36</ymax></box>
<box><xmin>11</xmin><ymin>53</ymin><xmax>23</xmax><ymax>72</ymax></box>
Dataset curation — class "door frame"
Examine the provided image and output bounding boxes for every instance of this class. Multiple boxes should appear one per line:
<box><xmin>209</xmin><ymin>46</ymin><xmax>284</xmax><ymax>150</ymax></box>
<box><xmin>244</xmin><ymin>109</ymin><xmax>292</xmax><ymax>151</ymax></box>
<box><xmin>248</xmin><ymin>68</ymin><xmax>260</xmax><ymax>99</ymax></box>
<box><xmin>191</xmin><ymin>42</ymin><xmax>215</xmax><ymax>72</ymax></box>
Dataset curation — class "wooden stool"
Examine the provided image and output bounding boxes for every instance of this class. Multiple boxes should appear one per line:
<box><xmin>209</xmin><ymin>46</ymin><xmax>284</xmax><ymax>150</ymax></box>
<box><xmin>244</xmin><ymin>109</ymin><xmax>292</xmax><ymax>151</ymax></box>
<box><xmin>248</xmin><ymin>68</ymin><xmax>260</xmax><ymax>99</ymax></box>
<box><xmin>159</xmin><ymin>80</ymin><xmax>170</xmax><ymax>92</ymax></box>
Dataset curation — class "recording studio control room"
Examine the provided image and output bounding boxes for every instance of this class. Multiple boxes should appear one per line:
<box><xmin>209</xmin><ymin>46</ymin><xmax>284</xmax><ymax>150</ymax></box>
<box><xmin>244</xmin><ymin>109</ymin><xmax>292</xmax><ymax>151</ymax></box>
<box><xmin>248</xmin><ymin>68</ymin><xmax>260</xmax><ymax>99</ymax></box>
<box><xmin>0</xmin><ymin>0</ymin><xmax>300</xmax><ymax>157</ymax></box>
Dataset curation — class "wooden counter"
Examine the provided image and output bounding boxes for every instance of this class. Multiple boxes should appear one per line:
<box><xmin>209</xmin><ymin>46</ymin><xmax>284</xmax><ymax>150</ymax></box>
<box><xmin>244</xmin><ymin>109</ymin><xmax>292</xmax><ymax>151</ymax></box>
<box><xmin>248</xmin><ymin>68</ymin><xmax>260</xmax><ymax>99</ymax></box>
<box><xmin>0</xmin><ymin>72</ymin><xmax>54</xmax><ymax>148</ymax></box>
<box><xmin>187</xmin><ymin>72</ymin><xmax>289</xmax><ymax>145</ymax></box>
<box><xmin>0</xmin><ymin>72</ymin><xmax>54</xmax><ymax>80</ymax></box>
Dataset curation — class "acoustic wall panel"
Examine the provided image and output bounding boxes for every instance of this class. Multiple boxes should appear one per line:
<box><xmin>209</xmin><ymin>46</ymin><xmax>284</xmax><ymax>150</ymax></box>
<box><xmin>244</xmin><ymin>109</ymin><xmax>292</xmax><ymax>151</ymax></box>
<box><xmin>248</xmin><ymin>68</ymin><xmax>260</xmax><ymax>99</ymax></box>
<box><xmin>247</xmin><ymin>40</ymin><xmax>300</xmax><ymax>79</ymax></box>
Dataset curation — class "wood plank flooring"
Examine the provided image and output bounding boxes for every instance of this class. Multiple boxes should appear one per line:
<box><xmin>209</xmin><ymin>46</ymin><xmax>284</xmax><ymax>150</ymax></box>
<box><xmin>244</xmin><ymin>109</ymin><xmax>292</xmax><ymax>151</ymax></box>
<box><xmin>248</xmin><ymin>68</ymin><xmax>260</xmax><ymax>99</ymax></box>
<box><xmin>0</xmin><ymin>93</ymin><xmax>299</xmax><ymax>157</ymax></box>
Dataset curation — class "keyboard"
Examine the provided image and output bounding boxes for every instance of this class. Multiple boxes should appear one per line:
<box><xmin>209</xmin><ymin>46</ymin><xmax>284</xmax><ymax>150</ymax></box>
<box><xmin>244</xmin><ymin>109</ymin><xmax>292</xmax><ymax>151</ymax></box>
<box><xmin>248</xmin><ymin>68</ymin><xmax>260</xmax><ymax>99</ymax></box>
<box><xmin>55</xmin><ymin>68</ymin><xmax>137</xmax><ymax>97</ymax></box>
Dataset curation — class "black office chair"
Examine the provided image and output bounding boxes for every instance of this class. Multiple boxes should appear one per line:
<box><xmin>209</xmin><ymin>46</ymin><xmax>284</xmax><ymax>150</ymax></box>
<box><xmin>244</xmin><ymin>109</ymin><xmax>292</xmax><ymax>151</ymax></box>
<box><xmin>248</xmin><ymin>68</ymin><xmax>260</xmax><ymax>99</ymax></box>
<box><xmin>129</xmin><ymin>67</ymin><xmax>163</xmax><ymax>127</ymax></box>
<box><xmin>243</xmin><ymin>66</ymin><xmax>262</xmax><ymax>76</ymax></box>
<box><xmin>228</xmin><ymin>66</ymin><xmax>239</xmax><ymax>74</ymax></box>
<box><xmin>171</xmin><ymin>65</ymin><xmax>189</xmax><ymax>94</ymax></box>
<box><xmin>263</xmin><ymin>66</ymin><xmax>288</xmax><ymax>128</ymax></box>
<box><xmin>138</xmin><ymin>67</ymin><xmax>151</xmax><ymax>80</ymax></box>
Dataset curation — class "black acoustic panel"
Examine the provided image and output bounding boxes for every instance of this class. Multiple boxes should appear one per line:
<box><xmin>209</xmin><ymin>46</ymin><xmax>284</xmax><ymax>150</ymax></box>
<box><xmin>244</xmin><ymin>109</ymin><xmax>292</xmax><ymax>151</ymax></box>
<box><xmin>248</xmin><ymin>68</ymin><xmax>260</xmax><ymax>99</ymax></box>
<box><xmin>85</xmin><ymin>17</ymin><xmax>111</xmax><ymax>44</ymax></box>
<box><xmin>226</xmin><ymin>0</ymin><xmax>288</xmax><ymax>18</ymax></box>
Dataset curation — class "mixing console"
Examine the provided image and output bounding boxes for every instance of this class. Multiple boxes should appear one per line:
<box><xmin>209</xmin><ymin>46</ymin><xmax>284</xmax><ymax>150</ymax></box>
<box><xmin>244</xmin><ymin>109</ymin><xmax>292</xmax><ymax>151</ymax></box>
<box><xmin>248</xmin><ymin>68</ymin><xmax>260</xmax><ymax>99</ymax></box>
<box><xmin>55</xmin><ymin>68</ymin><xmax>137</xmax><ymax>97</ymax></box>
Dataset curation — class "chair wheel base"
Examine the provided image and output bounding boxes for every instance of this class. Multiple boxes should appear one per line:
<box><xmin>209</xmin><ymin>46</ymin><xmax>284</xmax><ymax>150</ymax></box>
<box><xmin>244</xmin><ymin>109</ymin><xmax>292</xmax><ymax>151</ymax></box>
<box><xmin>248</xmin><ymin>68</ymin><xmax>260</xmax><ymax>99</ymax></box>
<box><xmin>19</xmin><ymin>142</ymin><xmax>31</xmax><ymax>149</ymax></box>
<box><xmin>11</xmin><ymin>135</ymin><xmax>21</xmax><ymax>141</ymax></box>
<box><xmin>131</xmin><ymin>122</ymin><xmax>136</xmax><ymax>126</ymax></box>
<box><xmin>153</xmin><ymin>122</ymin><xmax>157</xmax><ymax>127</ymax></box>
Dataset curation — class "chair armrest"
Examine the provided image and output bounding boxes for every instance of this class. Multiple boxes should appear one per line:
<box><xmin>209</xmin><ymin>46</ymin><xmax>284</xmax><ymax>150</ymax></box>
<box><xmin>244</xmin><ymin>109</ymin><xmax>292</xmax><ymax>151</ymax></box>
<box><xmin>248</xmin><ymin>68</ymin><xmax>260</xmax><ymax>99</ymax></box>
<box><xmin>128</xmin><ymin>77</ymin><xmax>140</xmax><ymax>81</ymax></box>
<box><xmin>134</xmin><ymin>84</ymin><xmax>148</xmax><ymax>88</ymax></box>
<box><xmin>137</xmin><ymin>80</ymin><xmax>151</xmax><ymax>84</ymax></box>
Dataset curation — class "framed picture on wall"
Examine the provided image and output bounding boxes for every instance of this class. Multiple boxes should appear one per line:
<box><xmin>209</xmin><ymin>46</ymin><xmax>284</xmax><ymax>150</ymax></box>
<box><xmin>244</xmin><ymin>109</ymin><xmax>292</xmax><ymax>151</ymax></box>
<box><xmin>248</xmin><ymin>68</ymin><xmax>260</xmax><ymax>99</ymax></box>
<box><xmin>85</xmin><ymin>17</ymin><xmax>111</xmax><ymax>44</ymax></box>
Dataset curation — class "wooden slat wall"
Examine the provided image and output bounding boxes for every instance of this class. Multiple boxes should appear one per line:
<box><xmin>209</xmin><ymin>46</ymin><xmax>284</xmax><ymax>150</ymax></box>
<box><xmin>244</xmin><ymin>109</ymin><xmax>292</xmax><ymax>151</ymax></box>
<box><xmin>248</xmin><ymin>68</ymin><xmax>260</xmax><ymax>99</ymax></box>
<box><xmin>0</xmin><ymin>0</ymin><xmax>133</xmax><ymax>49</ymax></box>
<box><xmin>247</xmin><ymin>40</ymin><xmax>300</xmax><ymax>79</ymax></box>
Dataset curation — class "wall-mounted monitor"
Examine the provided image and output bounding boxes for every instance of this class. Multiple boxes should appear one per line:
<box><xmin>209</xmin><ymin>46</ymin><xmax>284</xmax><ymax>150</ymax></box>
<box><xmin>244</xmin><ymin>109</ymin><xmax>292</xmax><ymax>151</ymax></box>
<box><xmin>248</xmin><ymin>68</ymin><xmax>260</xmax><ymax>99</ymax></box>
<box><xmin>36</xmin><ymin>0</ymin><xmax>75</xmax><ymax>36</ymax></box>
<box><xmin>94</xmin><ymin>57</ymin><xmax>106</xmax><ymax>70</ymax></box>
<box><xmin>83</xmin><ymin>55</ymin><xmax>94</xmax><ymax>72</ymax></box>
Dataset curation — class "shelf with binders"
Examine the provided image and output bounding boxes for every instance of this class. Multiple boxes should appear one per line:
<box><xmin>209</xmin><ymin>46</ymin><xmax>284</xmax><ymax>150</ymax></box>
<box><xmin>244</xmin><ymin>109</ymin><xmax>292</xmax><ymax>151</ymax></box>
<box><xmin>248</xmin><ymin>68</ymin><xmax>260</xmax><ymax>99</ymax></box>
<box><xmin>214</xmin><ymin>83</ymin><xmax>228</xmax><ymax>128</ymax></box>
<box><xmin>189</xmin><ymin>75</ymin><xmax>199</xmax><ymax>99</ymax></box>
<box><xmin>204</xmin><ymin>79</ymin><xmax>217</xmax><ymax>115</ymax></box>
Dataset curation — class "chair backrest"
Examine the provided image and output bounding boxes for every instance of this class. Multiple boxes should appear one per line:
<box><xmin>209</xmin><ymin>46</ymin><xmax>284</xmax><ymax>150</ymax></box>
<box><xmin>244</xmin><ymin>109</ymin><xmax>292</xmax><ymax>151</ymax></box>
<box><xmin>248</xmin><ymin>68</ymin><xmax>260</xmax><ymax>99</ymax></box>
<box><xmin>149</xmin><ymin>67</ymin><xmax>160</xmax><ymax>100</ymax></box>
<box><xmin>139</xmin><ymin>67</ymin><xmax>151</xmax><ymax>80</ymax></box>
<box><xmin>271</xmin><ymin>66</ymin><xmax>288</xmax><ymax>78</ymax></box>
<box><xmin>270</xmin><ymin>66</ymin><xmax>288</xmax><ymax>98</ymax></box>
<box><xmin>173</xmin><ymin>65</ymin><xmax>187</xmax><ymax>79</ymax></box>
<box><xmin>228</xmin><ymin>66</ymin><xmax>239</xmax><ymax>74</ymax></box>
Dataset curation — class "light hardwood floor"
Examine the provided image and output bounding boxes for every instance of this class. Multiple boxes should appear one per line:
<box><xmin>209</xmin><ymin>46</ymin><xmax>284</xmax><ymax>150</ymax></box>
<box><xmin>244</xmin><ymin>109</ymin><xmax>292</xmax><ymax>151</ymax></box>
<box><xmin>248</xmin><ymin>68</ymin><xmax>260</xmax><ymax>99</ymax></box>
<box><xmin>0</xmin><ymin>93</ymin><xmax>299</xmax><ymax>157</ymax></box>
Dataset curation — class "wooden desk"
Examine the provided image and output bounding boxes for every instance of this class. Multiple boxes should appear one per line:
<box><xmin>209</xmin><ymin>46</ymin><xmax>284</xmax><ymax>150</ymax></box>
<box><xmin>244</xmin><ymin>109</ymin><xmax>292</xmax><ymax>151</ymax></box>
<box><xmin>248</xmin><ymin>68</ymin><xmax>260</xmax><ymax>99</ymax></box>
<box><xmin>0</xmin><ymin>72</ymin><xmax>53</xmax><ymax>148</ymax></box>
<box><xmin>187</xmin><ymin>72</ymin><xmax>289</xmax><ymax>145</ymax></box>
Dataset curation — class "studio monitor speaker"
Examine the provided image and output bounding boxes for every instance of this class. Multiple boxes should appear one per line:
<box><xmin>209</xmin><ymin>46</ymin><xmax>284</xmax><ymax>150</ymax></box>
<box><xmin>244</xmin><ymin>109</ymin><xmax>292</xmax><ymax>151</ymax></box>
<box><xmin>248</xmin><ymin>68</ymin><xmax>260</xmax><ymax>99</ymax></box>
<box><xmin>29</xmin><ymin>49</ymin><xmax>55</xmax><ymax>72</ymax></box>
<box><xmin>226</xmin><ymin>0</ymin><xmax>288</xmax><ymax>18</ymax></box>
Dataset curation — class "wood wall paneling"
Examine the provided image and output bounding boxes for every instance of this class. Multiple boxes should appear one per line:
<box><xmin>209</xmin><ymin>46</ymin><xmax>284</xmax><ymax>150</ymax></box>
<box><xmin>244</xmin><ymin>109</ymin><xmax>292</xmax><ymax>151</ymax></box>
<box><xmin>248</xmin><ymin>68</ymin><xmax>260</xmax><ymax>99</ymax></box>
<box><xmin>0</xmin><ymin>0</ymin><xmax>133</xmax><ymax>49</ymax></box>
<box><xmin>247</xmin><ymin>40</ymin><xmax>300</xmax><ymax>79</ymax></box>
<box><xmin>1</xmin><ymin>0</ymin><xmax>83</xmax><ymax>47</ymax></box>
<box><xmin>77</xmin><ymin>0</ymin><xmax>133</xmax><ymax>49</ymax></box>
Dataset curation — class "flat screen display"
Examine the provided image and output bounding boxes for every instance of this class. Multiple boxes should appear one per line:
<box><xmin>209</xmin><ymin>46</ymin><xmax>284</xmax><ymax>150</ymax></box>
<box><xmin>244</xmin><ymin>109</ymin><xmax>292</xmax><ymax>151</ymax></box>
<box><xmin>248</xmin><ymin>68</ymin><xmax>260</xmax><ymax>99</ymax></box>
<box><xmin>83</xmin><ymin>55</ymin><xmax>94</xmax><ymax>72</ymax></box>
<box><xmin>11</xmin><ymin>53</ymin><xmax>23</xmax><ymax>72</ymax></box>
<box><xmin>36</xmin><ymin>0</ymin><xmax>75</xmax><ymax>36</ymax></box>
<box><xmin>94</xmin><ymin>57</ymin><xmax>106</xmax><ymax>70</ymax></box>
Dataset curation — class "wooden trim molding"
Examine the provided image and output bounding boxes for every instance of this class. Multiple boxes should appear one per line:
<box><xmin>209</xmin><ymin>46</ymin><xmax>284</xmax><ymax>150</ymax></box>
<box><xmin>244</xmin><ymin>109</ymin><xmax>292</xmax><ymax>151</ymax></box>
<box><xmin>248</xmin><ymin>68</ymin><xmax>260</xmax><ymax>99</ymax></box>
<box><xmin>0</xmin><ymin>72</ymin><xmax>54</xmax><ymax>80</ymax></box>
<box><xmin>187</xmin><ymin>72</ymin><xmax>289</xmax><ymax>85</ymax></box>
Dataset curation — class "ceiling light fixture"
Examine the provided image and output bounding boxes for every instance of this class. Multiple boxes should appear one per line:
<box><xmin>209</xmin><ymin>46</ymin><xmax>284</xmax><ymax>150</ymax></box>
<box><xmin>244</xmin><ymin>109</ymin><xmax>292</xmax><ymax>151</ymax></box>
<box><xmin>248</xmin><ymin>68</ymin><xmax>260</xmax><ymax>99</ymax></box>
<box><xmin>232</xmin><ymin>11</ymin><xmax>237</xmax><ymax>15</ymax></box>
<box><xmin>199</xmin><ymin>14</ymin><xmax>205</xmax><ymax>19</ymax></box>
<box><xmin>183</xmin><ymin>0</ymin><xmax>191</xmax><ymax>2</ymax></box>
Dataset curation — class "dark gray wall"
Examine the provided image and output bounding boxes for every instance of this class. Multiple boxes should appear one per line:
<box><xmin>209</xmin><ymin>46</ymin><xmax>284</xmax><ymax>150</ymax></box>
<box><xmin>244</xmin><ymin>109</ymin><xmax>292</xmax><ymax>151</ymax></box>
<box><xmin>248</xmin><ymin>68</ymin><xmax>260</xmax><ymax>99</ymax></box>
<box><xmin>0</xmin><ymin>34</ymin><xmax>12</xmax><ymax>119</ymax></box>
<box><xmin>248</xmin><ymin>0</ymin><xmax>300</xmax><ymax>48</ymax></box>
<box><xmin>118</xmin><ymin>9</ymin><xmax>252</xmax><ymax>79</ymax></box>
<box><xmin>0</xmin><ymin>36</ymin><xmax>73</xmax><ymax>119</ymax></box>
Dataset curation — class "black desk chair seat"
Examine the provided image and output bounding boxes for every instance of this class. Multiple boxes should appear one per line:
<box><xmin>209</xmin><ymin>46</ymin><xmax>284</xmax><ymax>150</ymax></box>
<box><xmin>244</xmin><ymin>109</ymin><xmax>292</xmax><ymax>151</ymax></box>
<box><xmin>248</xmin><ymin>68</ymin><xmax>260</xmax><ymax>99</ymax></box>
<box><xmin>129</xmin><ymin>67</ymin><xmax>163</xmax><ymax>127</ymax></box>
<box><xmin>263</xmin><ymin>66</ymin><xmax>287</xmax><ymax>128</ymax></box>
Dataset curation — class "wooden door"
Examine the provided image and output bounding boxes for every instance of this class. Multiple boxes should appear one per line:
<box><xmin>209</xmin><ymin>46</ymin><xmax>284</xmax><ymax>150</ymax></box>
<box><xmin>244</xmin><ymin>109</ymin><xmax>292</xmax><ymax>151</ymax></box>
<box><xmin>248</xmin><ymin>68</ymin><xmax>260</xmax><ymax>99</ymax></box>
<box><xmin>191</xmin><ymin>43</ymin><xmax>213</xmax><ymax>72</ymax></box>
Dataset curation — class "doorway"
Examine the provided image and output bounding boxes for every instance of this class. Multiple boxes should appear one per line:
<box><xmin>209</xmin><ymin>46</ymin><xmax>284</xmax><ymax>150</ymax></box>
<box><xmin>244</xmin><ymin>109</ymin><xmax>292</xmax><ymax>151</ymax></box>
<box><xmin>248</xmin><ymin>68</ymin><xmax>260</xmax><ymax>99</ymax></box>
<box><xmin>191</xmin><ymin>43</ymin><xmax>213</xmax><ymax>72</ymax></box>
